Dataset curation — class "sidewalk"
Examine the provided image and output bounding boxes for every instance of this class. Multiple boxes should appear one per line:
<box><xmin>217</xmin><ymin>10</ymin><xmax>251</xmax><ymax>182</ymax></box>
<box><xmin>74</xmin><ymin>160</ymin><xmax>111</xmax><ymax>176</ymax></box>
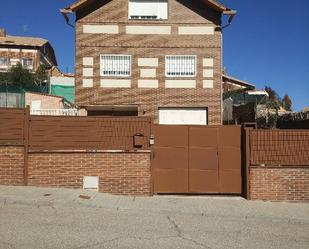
<box><xmin>0</xmin><ymin>186</ymin><xmax>309</xmax><ymax>249</ymax></box>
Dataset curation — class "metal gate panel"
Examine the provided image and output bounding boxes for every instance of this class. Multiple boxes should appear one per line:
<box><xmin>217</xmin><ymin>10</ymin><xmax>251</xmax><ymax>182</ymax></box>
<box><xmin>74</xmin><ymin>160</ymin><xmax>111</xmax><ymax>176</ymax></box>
<box><xmin>189</xmin><ymin>127</ymin><xmax>218</xmax><ymax>147</ymax></box>
<box><xmin>219</xmin><ymin>126</ymin><xmax>241</xmax><ymax>194</ymax></box>
<box><xmin>153</xmin><ymin>125</ymin><xmax>189</xmax><ymax>193</ymax></box>
<box><xmin>189</xmin><ymin>127</ymin><xmax>219</xmax><ymax>193</ymax></box>
<box><xmin>189</xmin><ymin>170</ymin><xmax>219</xmax><ymax>193</ymax></box>
<box><xmin>154</xmin><ymin>125</ymin><xmax>188</xmax><ymax>147</ymax></box>
<box><xmin>152</xmin><ymin>125</ymin><xmax>242</xmax><ymax>195</ymax></box>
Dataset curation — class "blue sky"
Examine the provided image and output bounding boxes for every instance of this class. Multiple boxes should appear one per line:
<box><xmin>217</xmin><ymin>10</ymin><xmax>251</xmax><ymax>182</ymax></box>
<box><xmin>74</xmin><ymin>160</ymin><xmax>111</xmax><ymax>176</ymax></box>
<box><xmin>0</xmin><ymin>0</ymin><xmax>308</xmax><ymax>110</ymax></box>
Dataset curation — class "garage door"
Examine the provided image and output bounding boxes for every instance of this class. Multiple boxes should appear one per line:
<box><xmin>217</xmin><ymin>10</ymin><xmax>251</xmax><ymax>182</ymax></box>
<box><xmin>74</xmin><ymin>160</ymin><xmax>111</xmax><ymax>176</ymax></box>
<box><xmin>158</xmin><ymin>108</ymin><xmax>207</xmax><ymax>125</ymax></box>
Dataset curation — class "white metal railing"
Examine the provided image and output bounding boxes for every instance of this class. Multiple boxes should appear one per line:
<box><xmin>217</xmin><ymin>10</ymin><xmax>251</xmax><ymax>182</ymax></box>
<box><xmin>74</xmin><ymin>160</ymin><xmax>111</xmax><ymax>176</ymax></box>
<box><xmin>30</xmin><ymin>109</ymin><xmax>79</xmax><ymax>116</ymax></box>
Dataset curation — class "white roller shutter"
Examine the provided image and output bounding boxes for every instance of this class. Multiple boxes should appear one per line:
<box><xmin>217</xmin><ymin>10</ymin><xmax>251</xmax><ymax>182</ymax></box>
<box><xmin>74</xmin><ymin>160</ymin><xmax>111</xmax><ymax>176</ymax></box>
<box><xmin>159</xmin><ymin>108</ymin><xmax>208</xmax><ymax>125</ymax></box>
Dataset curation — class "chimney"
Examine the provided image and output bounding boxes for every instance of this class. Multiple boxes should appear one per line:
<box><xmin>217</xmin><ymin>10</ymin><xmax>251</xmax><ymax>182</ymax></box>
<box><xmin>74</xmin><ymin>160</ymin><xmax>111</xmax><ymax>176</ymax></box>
<box><xmin>0</xmin><ymin>29</ymin><xmax>6</xmax><ymax>37</ymax></box>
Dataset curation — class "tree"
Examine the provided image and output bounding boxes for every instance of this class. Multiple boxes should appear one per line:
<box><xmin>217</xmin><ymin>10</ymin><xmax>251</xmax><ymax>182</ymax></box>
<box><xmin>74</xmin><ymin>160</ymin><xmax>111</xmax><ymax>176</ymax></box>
<box><xmin>7</xmin><ymin>62</ymin><xmax>34</xmax><ymax>89</ymax></box>
<box><xmin>282</xmin><ymin>94</ymin><xmax>292</xmax><ymax>111</ymax></box>
<box><xmin>265</xmin><ymin>86</ymin><xmax>281</xmax><ymax>111</ymax></box>
<box><xmin>0</xmin><ymin>72</ymin><xmax>9</xmax><ymax>86</ymax></box>
<box><xmin>34</xmin><ymin>64</ymin><xmax>48</xmax><ymax>86</ymax></box>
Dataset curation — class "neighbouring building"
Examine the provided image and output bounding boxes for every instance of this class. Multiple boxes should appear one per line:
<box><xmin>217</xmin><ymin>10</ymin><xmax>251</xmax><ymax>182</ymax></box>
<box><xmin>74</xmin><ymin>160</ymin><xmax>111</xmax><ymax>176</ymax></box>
<box><xmin>0</xmin><ymin>28</ymin><xmax>58</xmax><ymax>107</ymax></box>
<box><xmin>222</xmin><ymin>74</ymin><xmax>269</xmax><ymax>124</ymax></box>
<box><xmin>25</xmin><ymin>91</ymin><xmax>78</xmax><ymax>116</ymax></box>
<box><xmin>0</xmin><ymin>28</ymin><xmax>57</xmax><ymax>73</ymax></box>
<box><xmin>222</xmin><ymin>73</ymin><xmax>255</xmax><ymax>93</ymax></box>
<box><xmin>61</xmin><ymin>0</ymin><xmax>236</xmax><ymax>124</ymax></box>
<box><xmin>50</xmin><ymin>66</ymin><xmax>75</xmax><ymax>103</ymax></box>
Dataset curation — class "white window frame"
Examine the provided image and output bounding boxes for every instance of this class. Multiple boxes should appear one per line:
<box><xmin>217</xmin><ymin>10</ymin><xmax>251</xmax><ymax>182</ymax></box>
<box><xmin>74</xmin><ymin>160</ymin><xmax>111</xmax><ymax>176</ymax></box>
<box><xmin>128</xmin><ymin>0</ymin><xmax>168</xmax><ymax>20</ymax></box>
<box><xmin>22</xmin><ymin>58</ymin><xmax>33</xmax><ymax>69</ymax></box>
<box><xmin>100</xmin><ymin>54</ymin><xmax>132</xmax><ymax>77</ymax></box>
<box><xmin>165</xmin><ymin>55</ymin><xmax>197</xmax><ymax>78</ymax></box>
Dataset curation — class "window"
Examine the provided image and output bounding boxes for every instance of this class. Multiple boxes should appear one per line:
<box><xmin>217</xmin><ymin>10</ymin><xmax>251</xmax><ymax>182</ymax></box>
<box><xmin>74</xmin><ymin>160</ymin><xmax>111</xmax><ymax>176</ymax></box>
<box><xmin>22</xmin><ymin>58</ymin><xmax>33</xmax><ymax>69</ymax></box>
<box><xmin>129</xmin><ymin>0</ymin><xmax>168</xmax><ymax>20</ymax></box>
<box><xmin>0</xmin><ymin>57</ymin><xmax>8</xmax><ymax>71</ymax></box>
<box><xmin>165</xmin><ymin>55</ymin><xmax>196</xmax><ymax>77</ymax></box>
<box><xmin>0</xmin><ymin>57</ymin><xmax>8</xmax><ymax>66</ymax></box>
<box><xmin>10</xmin><ymin>58</ymin><xmax>20</xmax><ymax>66</ymax></box>
<box><xmin>100</xmin><ymin>55</ymin><xmax>131</xmax><ymax>77</ymax></box>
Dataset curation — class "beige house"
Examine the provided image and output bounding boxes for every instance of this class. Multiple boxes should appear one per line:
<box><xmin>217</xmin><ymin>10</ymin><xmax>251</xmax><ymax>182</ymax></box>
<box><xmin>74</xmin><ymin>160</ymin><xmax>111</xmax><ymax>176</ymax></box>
<box><xmin>61</xmin><ymin>0</ymin><xmax>236</xmax><ymax>124</ymax></box>
<box><xmin>25</xmin><ymin>92</ymin><xmax>77</xmax><ymax>116</ymax></box>
<box><xmin>0</xmin><ymin>29</ymin><xmax>57</xmax><ymax>73</ymax></box>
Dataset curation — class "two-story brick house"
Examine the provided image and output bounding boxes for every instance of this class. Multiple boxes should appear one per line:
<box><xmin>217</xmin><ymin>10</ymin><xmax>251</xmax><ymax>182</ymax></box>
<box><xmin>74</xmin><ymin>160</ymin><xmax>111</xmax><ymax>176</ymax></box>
<box><xmin>0</xmin><ymin>29</ymin><xmax>57</xmax><ymax>73</ymax></box>
<box><xmin>61</xmin><ymin>0</ymin><xmax>236</xmax><ymax>124</ymax></box>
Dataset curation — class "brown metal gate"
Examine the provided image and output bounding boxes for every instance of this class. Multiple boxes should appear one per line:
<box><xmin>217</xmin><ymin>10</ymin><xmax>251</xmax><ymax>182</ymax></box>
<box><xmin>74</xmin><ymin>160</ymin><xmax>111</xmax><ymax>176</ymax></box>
<box><xmin>152</xmin><ymin>125</ymin><xmax>241</xmax><ymax>194</ymax></box>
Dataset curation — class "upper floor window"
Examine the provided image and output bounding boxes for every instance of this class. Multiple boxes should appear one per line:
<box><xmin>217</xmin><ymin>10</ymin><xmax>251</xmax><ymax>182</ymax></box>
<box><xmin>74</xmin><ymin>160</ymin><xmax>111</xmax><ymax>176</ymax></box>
<box><xmin>100</xmin><ymin>55</ymin><xmax>131</xmax><ymax>77</ymax></box>
<box><xmin>10</xmin><ymin>58</ymin><xmax>20</xmax><ymax>66</ymax></box>
<box><xmin>0</xmin><ymin>57</ymin><xmax>8</xmax><ymax>67</ymax></box>
<box><xmin>165</xmin><ymin>55</ymin><xmax>197</xmax><ymax>77</ymax></box>
<box><xmin>129</xmin><ymin>0</ymin><xmax>168</xmax><ymax>20</ymax></box>
<box><xmin>22</xmin><ymin>58</ymin><xmax>33</xmax><ymax>69</ymax></box>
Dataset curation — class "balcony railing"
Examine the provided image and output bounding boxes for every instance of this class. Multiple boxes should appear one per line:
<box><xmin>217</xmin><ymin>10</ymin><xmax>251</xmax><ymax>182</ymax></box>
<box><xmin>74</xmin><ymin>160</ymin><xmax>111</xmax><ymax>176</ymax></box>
<box><xmin>30</xmin><ymin>109</ymin><xmax>79</xmax><ymax>116</ymax></box>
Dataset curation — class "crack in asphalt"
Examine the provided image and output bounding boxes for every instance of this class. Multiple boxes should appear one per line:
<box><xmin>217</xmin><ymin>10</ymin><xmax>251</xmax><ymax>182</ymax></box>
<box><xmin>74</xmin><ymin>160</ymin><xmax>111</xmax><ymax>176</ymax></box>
<box><xmin>71</xmin><ymin>216</ymin><xmax>211</xmax><ymax>249</ymax></box>
<box><xmin>166</xmin><ymin>215</ymin><xmax>212</xmax><ymax>249</ymax></box>
<box><xmin>71</xmin><ymin>235</ymin><xmax>177</xmax><ymax>249</ymax></box>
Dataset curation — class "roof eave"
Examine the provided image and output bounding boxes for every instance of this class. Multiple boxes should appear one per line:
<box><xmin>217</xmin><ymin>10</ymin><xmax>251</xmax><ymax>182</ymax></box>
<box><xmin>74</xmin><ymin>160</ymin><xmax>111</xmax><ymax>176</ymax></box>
<box><xmin>62</xmin><ymin>0</ymin><xmax>236</xmax><ymax>15</ymax></box>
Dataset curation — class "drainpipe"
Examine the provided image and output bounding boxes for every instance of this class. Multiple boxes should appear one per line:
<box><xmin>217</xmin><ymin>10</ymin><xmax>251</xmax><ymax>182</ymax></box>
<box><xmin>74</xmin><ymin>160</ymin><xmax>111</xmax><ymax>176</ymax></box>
<box><xmin>222</xmin><ymin>11</ymin><xmax>237</xmax><ymax>30</ymax></box>
<box><xmin>220</xmin><ymin>11</ymin><xmax>236</xmax><ymax>123</ymax></box>
<box><xmin>60</xmin><ymin>8</ymin><xmax>75</xmax><ymax>28</ymax></box>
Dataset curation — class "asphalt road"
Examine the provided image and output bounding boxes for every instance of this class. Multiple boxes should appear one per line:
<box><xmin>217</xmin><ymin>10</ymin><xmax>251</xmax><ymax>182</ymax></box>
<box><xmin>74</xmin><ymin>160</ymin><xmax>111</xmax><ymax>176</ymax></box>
<box><xmin>0</xmin><ymin>186</ymin><xmax>308</xmax><ymax>249</ymax></box>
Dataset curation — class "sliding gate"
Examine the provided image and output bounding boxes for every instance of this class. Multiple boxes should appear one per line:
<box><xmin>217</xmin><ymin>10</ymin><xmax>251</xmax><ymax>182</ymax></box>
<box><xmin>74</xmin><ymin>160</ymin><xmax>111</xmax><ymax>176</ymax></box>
<box><xmin>152</xmin><ymin>125</ymin><xmax>241</xmax><ymax>194</ymax></box>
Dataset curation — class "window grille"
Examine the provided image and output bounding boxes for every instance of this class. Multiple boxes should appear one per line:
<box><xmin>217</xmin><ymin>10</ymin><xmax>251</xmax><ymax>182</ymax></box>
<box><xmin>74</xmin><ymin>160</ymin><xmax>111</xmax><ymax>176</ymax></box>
<box><xmin>165</xmin><ymin>55</ymin><xmax>196</xmax><ymax>77</ymax></box>
<box><xmin>100</xmin><ymin>55</ymin><xmax>131</xmax><ymax>77</ymax></box>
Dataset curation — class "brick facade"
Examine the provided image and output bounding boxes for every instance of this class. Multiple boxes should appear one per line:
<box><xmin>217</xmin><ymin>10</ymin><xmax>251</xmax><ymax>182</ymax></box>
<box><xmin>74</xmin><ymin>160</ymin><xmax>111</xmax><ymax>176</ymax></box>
<box><xmin>250</xmin><ymin>167</ymin><xmax>309</xmax><ymax>202</ymax></box>
<box><xmin>0</xmin><ymin>146</ymin><xmax>25</xmax><ymax>186</ymax></box>
<box><xmin>28</xmin><ymin>151</ymin><xmax>151</xmax><ymax>196</ymax></box>
<box><xmin>0</xmin><ymin>29</ymin><xmax>57</xmax><ymax>73</ymax></box>
<box><xmin>74</xmin><ymin>0</ymin><xmax>223</xmax><ymax>124</ymax></box>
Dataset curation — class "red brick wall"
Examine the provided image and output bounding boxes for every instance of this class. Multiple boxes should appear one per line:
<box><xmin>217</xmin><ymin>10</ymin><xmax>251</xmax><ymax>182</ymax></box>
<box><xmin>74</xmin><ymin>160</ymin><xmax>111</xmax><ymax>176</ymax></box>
<box><xmin>28</xmin><ymin>151</ymin><xmax>151</xmax><ymax>196</ymax></box>
<box><xmin>250</xmin><ymin>167</ymin><xmax>309</xmax><ymax>202</ymax></box>
<box><xmin>0</xmin><ymin>146</ymin><xmax>24</xmax><ymax>186</ymax></box>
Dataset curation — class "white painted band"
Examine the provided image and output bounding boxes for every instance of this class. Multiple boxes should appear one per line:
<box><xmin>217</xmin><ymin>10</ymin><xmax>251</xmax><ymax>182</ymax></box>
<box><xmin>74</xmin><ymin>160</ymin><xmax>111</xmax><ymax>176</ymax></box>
<box><xmin>165</xmin><ymin>80</ymin><xmax>196</xmax><ymax>88</ymax></box>
<box><xmin>140</xmin><ymin>69</ymin><xmax>156</xmax><ymax>78</ymax></box>
<box><xmin>100</xmin><ymin>79</ymin><xmax>131</xmax><ymax>88</ymax></box>
<box><xmin>126</xmin><ymin>25</ymin><xmax>171</xmax><ymax>35</ymax></box>
<box><xmin>203</xmin><ymin>80</ymin><xmax>214</xmax><ymax>88</ymax></box>
<box><xmin>83</xmin><ymin>68</ymin><xmax>93</xmax><ymax>77</ymax></box>
<box><xmin>83</xmin><ymin>57</ymin><xmax>94</xmax><ymax>66</ymax></box>
<box><xmin>138</xmin><ymin>80</ymin><xmax>159</xmax><ymax>88</ymax></box>
<box><xmin>178</xmin><ymin>26</ymin><xmax>214</xmax><ymax>35</ymax></box>
<box><xmin>83</xmin><ymin>78</ymin><xmax>93</xmax><ymax>87</ymax></box>
<box><xmin>203</xmin><ymin>58</ymin><xmax>214</xmax><ymax>67</ymax></box>
<box><xmin>138</xmin><ymin>58</ymin><xmax>159</xmax><ymax>67</ymax></box>
<box><xmin>83</xmin><ymin>25</ymin><xmax>119</xmax><ymax>34</ymax></box>
<box><xmin>203</xmin><ymin>69</ymin><xmax>214</xmax><ymax>78</ymax></box>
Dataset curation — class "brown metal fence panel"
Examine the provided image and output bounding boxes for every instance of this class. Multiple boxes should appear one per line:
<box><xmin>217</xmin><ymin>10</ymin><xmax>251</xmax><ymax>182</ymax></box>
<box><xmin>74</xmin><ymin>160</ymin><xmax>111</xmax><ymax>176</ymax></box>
<box><xmin>250</xmin><ymin>130</ymin><xmax>309</xmax><ymax>166</ymax></box>
<box><xmin>0</xmin><ymin>108</ymin><xmax>25</xmax><ymax>144</ymax></box>
<box><xmin>29</xmin><ymin>115</ymin><xmax>151</xmax><ymax>151</ymax></box>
